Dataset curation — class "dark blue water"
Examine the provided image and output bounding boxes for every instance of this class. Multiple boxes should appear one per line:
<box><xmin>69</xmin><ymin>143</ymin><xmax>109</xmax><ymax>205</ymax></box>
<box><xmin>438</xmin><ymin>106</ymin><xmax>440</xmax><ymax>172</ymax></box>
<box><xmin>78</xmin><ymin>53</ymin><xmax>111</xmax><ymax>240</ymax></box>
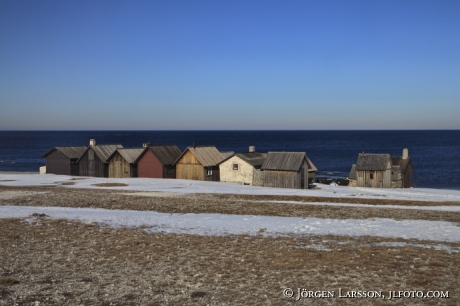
<box><xmin>0</xmin><ymin>130</ymin><xmax>459</xmax><ymax>190</ymax></box>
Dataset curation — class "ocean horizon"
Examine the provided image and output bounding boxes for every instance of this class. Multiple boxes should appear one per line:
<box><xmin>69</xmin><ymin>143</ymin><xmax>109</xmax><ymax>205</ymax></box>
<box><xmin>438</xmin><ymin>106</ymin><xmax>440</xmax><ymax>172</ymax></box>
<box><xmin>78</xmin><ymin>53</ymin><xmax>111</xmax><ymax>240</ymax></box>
<box><xmin>1</xmin><ymin>130</ymin><xmax>459</xmax><ymax>190</ymax></box>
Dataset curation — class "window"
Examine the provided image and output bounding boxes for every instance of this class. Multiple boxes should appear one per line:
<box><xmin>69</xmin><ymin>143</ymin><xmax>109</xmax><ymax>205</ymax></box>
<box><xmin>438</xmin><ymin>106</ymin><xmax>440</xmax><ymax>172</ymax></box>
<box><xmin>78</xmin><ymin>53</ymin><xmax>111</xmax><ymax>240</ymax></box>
<box><xmin>369</xmin><ymin>171</ymin><xmax>374</xmax><ymax>179</ymax></box>
<box><xmin>233</xmin><ymin>164</ymin><xmax>238</xmax><ymax>170</ymax></box>
<box><xmin>206</xmin><ymin>167</ymin><xmax>212</xmax><ymax>176</ymax></box>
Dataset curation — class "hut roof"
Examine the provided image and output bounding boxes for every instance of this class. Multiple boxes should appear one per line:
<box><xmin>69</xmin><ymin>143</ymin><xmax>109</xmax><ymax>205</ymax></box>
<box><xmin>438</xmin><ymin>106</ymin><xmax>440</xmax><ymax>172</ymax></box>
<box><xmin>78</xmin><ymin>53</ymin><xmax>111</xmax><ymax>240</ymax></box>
<box><xmin>78</xmin><ymin>144</ymin><xmax>123</xmax><ymax>163</ymax></box>
<box><xmin>237</xmin><ymin>152</ymin><xmax>267</xmax><ymax>168</ymax></box>
<box><xmin>356</xmin><ymin>153</ymin><xmax>391</xmax><ymax>171</ymax></box>
<box><xmin>174</xmin><ymin>146</ymin><xmax>224</xmax><ymax>167</ymax></box>
<box><xmin>391</xmin><ymin>157</ymin><xmax>413</xmax><ymax>174</ymax></box>
<box><xmin>41</xmin><ymin>146</ymin><xmax>87</xmax><ymax>159</ymax></box>
<box><xmin>306</xmin><ymin>156</ymin><xmax>318</xmax><ymax>172</ymax></box>
<box><xmin>348</xmin><ymin>164</ymin><xmax>357</xmax><ymax>180</ymax></box>
<box><xmin>262</xmin><ymin>152</ymin><xmax>312</xmax><ymax>172</ymax></box>
<box><xmin>115</xmin><ymin>148</ymin><xmax>145</xmax><ymax>164</ymax></box>
<box><xmin>142</xmin><ymin>145</ymin><xmax>182</xmax><ymax>165</ymax></box>
<box><xmin>221</xmin><ymin>151</ymin><xmax>235</xmax><ymax>159</ymax></box>
<box><xmin>219</xmin><ymin>152</ymin><xmax>267</xmax><ymax>168</ymax></box>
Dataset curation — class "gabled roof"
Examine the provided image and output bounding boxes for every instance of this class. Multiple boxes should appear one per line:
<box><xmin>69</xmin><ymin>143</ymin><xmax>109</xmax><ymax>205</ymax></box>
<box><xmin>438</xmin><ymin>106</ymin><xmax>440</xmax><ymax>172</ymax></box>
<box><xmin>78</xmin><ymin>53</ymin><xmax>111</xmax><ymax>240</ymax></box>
<box><xmin>219</xmin><ymin>152</ymin><xmax>267</xmax><ymax>168</ymax></box>
<box><xmin>110</xmin><ymin>148</ymin><xmax>145</xmax><ymax>164</ymax></box>
<box><xmin>174</xmin><ymin>146</ymin><xmax>224</xmax><ymax>167</ymax></box>
<box><xmin>220</xmin><ymin>151</ymin><xmax>235</xmax><ymax>159</ymax></box>
<box><xmin>391</xmin><ymin>157</ymin><xmax>413</xmax><ymax>174</ymax></box>
<box><xmin>237</xmin><ymin>152</ymin><xmax>267</xmax><ymax>167</ymax></box>
<box><xmin>139</xmin><ymin>145</ymin><xmax>182</xmax><ymax>165</ymax></box>
<box><xmin>41</xmin><ymin>146</ymin><xmax>87</xmax><ymax>159</ymax></box>
<box><xmin>349</xmin><ymin>164</ymin><xmax>357</xmax><ymax>180</ymax></box>
<box><xmin>356</xmin><ymin>153</ymin><xmax>391</xmax><ymax>171</ymax></box>
<box><xmin>261</xmin><ymin>152</ymin><xmax>312</xmax><ymax>172</ymax></box>
<box><xmin>77</xmin><ymin>144</ymin><xmax>123</xmax><ymax>163</ymax></box>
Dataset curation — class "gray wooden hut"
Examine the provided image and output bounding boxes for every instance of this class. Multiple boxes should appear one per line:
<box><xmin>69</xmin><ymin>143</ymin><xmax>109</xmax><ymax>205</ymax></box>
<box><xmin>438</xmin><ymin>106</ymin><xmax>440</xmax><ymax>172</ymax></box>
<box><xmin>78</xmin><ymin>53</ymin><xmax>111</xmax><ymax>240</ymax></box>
<box><xmin>41</xmin><ymin>146</ymin><xmax>87</xmax><ymax>176</ymax></box>
<box><xmin>391</xmin><ymin>148</ymin><xmax>413</xmax><ymax>188</ymax></box>
<box><xmin>173</xmin><ymin>146</ymin><xmax>225</xmax><ymax>181</ymax></box>
<box><xmin>77</xmin><ymin>139</ymin><xmax>123</xmax><ymax>177</ymax></box>
<box><xmin>355</xmin><ymin>153</ymin><xmax>392</xmax><ymax>188</ymax></box>
<box><xmin>261</xmin><ymin>152</ymin><xmax>316</xmax><ymax>189</ymax></box>
<box><xmin>107</xmin><ymin>148</ymin><xmax>144</xmax><ymax>178</ymax></box>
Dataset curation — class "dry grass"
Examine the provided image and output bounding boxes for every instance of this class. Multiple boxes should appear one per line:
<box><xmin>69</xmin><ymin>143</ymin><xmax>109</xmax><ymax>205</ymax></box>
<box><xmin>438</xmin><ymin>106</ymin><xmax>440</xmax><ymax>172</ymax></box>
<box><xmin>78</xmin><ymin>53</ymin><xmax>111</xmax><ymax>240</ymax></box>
<box><xmin>1</xmin><ymin>185</ymin><xmax>459</xmax><ymax>223</ymax></box>
<box><xmin>91</xmin><ymin>183</ymin><xmax>129</xmax><ymax>187</ymax></box>
<box><xmin>0</xmin><ymin>277</ymin><xmax>19</xmax><ymax>286</ymax></box>
<box><xmin>0</xmin><ymin>218</ymin><xmax>458</xmax><ymax>305</ymax></box>
<box><xmin>1</xmin><ymin>184</ymin><xmax>459</xmax><ymax>304</ymax></box>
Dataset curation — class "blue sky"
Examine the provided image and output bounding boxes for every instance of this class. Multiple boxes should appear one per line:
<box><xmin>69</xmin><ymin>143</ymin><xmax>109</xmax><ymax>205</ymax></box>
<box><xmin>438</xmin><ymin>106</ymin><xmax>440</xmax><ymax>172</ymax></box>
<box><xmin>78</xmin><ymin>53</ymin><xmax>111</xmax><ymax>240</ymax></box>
<box><xmin>1</xmin><ymin>0</ymin><xmax>459</xmax><ymax>130</ymax></box>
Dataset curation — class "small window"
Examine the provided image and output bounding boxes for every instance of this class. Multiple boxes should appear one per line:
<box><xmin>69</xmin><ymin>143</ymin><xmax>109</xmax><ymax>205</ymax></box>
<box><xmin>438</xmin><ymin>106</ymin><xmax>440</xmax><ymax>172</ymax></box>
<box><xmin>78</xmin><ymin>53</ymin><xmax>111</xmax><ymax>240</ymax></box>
<box><xmin>233</xmin><ymin>164</ymin><xmax>238</xmax><ymax>170</ymax></box>
<box><xmin>206</xmin><ymin>167</ymin><xmax>212</xmax><ymax>176</ymax></box>
<box><xmin>370</xmin><ymin>173</ymin><xmax>374</xmax><ymax>179</ymax></box>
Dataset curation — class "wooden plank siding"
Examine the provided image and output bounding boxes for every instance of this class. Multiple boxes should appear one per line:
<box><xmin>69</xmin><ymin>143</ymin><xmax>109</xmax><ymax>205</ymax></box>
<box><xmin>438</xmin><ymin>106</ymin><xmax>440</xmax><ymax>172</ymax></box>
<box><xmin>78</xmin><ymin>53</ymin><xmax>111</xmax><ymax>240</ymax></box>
<box><xmin>175</xmin><ymin>150</ymin><xmax>221</xmax><ymax>181</ymax></box>
<box><xmin>45</xmin><ymin>150</ymin><xmax>73</xmax><ymax>176</ymax></box>
<box><xmin>108</xmin><ymin>152</ymin><xmax>133</xmax><ymax>178</ymax></box>
<box><xmin>137</xmin><ymin>150</ymin><xmax>176</xmax><ymax>179</ymax></box>
<box><xmin>357</xmin><ymin>168</ymin><xmax>392</xmax><ymax>188</ymax></box>
<box><xmin>264</xmin><ymin>170</ymin><xmax>301</xmax><ymax>189</ymax></box>
<box><xmin>79</xmin><ymin>149</ymin><xmax>107</xmax><ymax>177</ymax></box>
<box><xmin>176</xmin><ymin>150</ymin><xmax>205</xmax><ymax>180</ymax></box>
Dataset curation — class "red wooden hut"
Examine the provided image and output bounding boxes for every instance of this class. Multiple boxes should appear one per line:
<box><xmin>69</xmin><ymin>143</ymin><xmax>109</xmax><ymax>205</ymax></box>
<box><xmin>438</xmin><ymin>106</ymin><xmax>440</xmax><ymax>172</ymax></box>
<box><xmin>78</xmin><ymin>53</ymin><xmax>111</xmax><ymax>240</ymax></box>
<box><xmin>136</xmin><ymin>145</ymin><xmax>182</xmax><ymax>178</ymax></box>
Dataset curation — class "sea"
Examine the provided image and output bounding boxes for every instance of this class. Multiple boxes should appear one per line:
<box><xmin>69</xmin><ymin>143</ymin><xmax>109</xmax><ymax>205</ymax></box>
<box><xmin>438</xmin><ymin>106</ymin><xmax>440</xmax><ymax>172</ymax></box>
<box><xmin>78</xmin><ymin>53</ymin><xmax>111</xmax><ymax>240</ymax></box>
<box><xmin>0</xmin><ymin>130</ymin><xmax>459</xmax><ymax>190</ymax></box>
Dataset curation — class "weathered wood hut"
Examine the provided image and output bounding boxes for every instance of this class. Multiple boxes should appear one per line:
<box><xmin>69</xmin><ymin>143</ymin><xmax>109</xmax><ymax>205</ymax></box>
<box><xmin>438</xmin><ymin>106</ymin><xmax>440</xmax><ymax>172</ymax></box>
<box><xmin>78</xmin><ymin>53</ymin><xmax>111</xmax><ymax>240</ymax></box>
<box><xmin>348</xmin><ymin>164</ymin><xmax>357</xmax><ymax>187</ymax></box>
<box><xmin>391</xmin><ymin>148</ymin><xmax>413</xmax><ymax>188</ymax></box>
<box><xmin>173</xmin><ymin>146</ymin><xmax>225</xmax><ymax>181</ymax></box>
<box><xmin>219</xmin><ymin>147</ymin><xmax>267</xmax><ymax>186</ymax></box>
<box><xmin>41</xmin><ymin>146</ymin><xmax>87</xmax><ymax>176</ymax></box>
<box><xmin>107</xmin><ymin>148</ymin><xmax>144</xmax><ymax>178</ymax></box>
<box><xmin>355</xmin><ymin>153</ymin><xmax>392</xmax><ymax>188</ymax></box>
<box><xmin>78</xmin><ymin>140</ymin><xmax>123</xmax><ymax>177</ymax></box>
<box><xmin>261</xmin><ymin>152</ymin><xmax>316</xmax><ymax>189</ymax></box>
<box><xmin>136</xmin><ymin>145</ymin><xmax>182</xmax><ymax>179</ymax></box>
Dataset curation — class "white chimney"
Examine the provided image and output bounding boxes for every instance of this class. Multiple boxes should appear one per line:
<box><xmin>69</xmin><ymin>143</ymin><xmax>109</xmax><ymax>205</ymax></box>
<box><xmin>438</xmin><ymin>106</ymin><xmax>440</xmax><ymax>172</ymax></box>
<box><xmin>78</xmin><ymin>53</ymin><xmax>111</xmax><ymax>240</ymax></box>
<box><xmin>402</xmin><ymin>148</ymin><xmax>409</xmax><ymax>159</ymax></box>
<box><xmin>89</xmin><ymin>139</ymin><xmax>96</xmax><ymax>146</ymax></box>
<box><xmin>249</xmin><ymin>146</ymin><xmax>255</xmax><ymax>152</ymax></box>
<box><xmin>143</xmin><ymin>143</ymin><xmax>148</xmax><ymax>148</ymax></box>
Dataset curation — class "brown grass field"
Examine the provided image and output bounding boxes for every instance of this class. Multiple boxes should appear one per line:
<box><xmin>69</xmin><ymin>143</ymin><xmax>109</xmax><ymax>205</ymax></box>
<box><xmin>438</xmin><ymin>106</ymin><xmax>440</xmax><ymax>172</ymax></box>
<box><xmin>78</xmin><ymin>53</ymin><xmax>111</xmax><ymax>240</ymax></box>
<box><xmin>0</xmin><ymin>185</ymin><xmax>459</xmax><ymax>305</ymax></box>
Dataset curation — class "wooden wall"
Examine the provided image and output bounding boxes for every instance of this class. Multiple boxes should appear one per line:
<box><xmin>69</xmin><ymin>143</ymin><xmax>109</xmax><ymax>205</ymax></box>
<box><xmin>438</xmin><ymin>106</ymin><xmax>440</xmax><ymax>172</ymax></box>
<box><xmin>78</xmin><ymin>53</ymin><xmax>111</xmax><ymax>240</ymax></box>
<box><xmin>403</xmin><ymin>166</ymin><xmax>413</xmax><ymax>188</ymax></box>
<box><xmin>79</xmin><ymin>149</ymin><xmax>106</xmax><ymax>177</ymax></box>
<box><xmin>137</xmin><ymin>150</ymin><xmax>175</xmax><ymax>179</ymax></box>
<box><xmin>45</xmin><ymin>150</ymin><xmax>72</xmax><ymax>175</ymax></box>
<box><xmin>108</xmin><ymin>152</ymin><xmax>132</xmax><ymax>178</ymax></box>
<box><xmin>175</xmin><ymin>150</ymin><xmax>220</xmax><ymax>181</ymax></box>
<box><xmin>264</xmin><ymin>170</ymin><xmax>301</xmax><ymax>189</ymax></box>
<box><xmin>357</xmin><ymin>169</ymin><xmax>392</xmax><ymax>188</ymax></box>
<box><xmin>176</xmin><ymin>150</ymin><xmax>204</xmax><ymax>180</ymax></box>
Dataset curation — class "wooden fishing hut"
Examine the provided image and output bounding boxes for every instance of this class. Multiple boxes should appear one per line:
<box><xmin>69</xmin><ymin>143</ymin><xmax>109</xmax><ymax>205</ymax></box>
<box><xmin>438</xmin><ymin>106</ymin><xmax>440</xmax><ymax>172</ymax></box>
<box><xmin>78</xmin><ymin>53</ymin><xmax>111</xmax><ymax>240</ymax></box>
<box><xmin>173</xmin><ymin>146</ymin><xmax>225</xmax><ymax>181</ymax></box>
<box><xmin>41</xmin><ymin>146</ymin><xmax>87</xmax><ymax>176</ymax></box>
<box><xmin>77</xmin><ymin>139</ymin><xmax>123</xmax><ymax>177</ymax></box>
<box><xmin>136</xmin><ymin>144</ymin><xmax>182</xmax><ymax>179</ymax></box>
<box><xmin>107</xmin><ymin>148</ymin><xmax>144</xmax><ymax>178</ymax></box>
<box><xmin>355</xmin><ymin>153</ymin><xmax>392</xmax><ymax>188</ymax></box>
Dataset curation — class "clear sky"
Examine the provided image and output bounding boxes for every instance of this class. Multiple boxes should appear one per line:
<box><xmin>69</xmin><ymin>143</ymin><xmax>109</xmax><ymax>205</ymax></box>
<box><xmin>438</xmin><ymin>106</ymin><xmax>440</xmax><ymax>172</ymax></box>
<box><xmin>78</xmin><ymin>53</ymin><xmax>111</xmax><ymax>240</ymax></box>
<box><xmin>1</xmin><ymin>0</ymin><xmax>459</xmax><ymax>130</ymax></box>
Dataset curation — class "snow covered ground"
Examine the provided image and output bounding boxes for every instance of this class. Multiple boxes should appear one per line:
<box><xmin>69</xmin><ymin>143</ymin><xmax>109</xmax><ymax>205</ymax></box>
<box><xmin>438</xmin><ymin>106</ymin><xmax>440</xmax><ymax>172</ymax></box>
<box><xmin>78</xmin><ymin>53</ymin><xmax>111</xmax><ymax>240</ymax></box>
<box><xmin>1</xmin><ymin>205</ymin><xmax>460</xmax><ymax>243</ymax></box>
<box><xmin>1</xmin><ymin>174</ymin><xmax>460</xmax><ymax>244</ymax></box>
<box><xmin>2</xmin><ymin>173</ymin><xmax>460</xmax><ymax>202</ymax></box>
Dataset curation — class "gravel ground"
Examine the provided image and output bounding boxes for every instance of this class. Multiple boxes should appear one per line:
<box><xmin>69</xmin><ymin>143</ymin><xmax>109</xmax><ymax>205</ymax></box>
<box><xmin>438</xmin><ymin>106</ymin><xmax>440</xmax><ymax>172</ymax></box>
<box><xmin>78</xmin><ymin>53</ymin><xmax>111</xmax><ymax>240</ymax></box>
<box><xmin>1</xmin><ymin>185</ymin><xmax>459</xmax><ymax>305</ymax></box>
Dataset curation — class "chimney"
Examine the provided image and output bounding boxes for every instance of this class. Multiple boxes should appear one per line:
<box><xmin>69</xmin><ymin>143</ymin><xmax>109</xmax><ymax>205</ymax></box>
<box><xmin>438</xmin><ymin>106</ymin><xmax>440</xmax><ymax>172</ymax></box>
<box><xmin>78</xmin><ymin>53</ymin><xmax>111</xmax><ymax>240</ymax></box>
<box><xmin>249</xmin><ymin>146</ymin><xmax>255</xmax><ymax>153</ymax></box>
<box><xmin>89</xmin><ymin>139</ymin><xmax>96</xmax><ymax>146</ymax></box>
<box><xmin>402</xmin><ymin>148</ymin><xmax>409</xmax><ymax>159</ymax></box>
<box><xmin>142</xmin><ymin>143</ymin><xmax>148</xmax><ymax>148</ymax></box>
